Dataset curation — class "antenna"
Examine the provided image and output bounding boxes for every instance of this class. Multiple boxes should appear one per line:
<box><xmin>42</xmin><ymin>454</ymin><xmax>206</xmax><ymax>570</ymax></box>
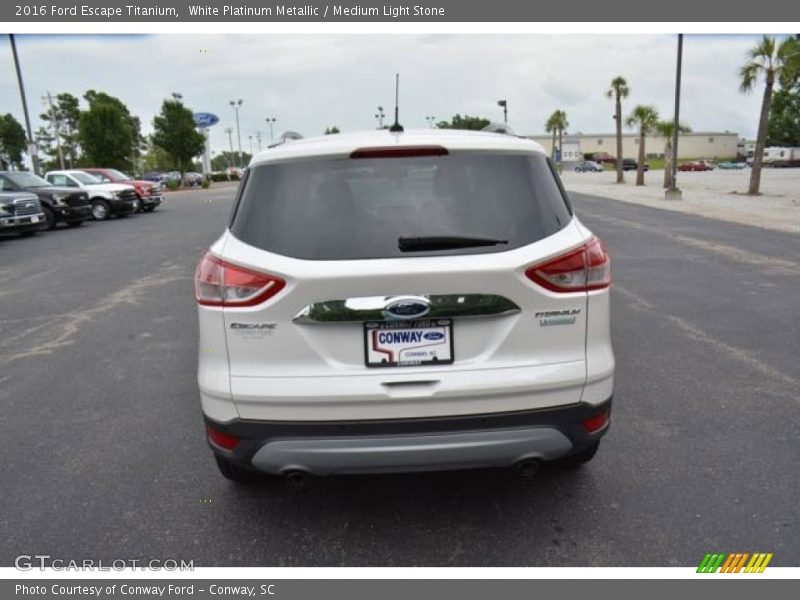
<box><xmin>389</xmin><ymin>73</ymin><xmax>404</xmax><ymax>133</ymax></box>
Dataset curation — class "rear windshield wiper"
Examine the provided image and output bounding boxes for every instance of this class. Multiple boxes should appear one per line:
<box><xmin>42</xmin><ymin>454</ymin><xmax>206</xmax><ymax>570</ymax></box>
<box><xmin>398</xmin><ymin>235</ymin><xmax>509</xmax><ymax>252</ymax></box>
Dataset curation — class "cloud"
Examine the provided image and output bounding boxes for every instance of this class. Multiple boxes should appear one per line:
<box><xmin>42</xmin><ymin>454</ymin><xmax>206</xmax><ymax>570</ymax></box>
<box><xmin>0</xmin><ymin>33</ymin><xmax>774</xmax><ymax>161</ymax></box>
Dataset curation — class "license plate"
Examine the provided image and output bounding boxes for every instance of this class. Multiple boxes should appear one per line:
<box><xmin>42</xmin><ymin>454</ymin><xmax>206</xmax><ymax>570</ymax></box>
<box><xmin>364</xmin><ymin>319</ymin><xmax>453</xmax><ymax>368</ymax></box>
<box><xmin>30</xmin><ymin>216</ymin><xmax>39</xmax><ymax>223</ymax></box>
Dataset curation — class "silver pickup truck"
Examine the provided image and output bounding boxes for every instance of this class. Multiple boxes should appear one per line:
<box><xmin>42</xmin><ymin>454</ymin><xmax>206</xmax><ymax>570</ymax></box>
<box><xmin>0</xmin><ymin>191</ymin><xmax>45</xmax><ymax>237</ymax></box>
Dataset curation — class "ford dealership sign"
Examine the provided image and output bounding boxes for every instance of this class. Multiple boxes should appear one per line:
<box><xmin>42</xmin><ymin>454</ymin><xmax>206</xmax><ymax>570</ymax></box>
<box><xmin>193</xmin><ymin>112</ymin><xmax>219</xmax><ymax>128</ymax></box>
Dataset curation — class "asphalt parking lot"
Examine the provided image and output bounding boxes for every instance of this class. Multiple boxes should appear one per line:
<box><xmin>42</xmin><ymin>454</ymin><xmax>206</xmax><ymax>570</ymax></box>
<box><xmin>1</xmin><ymin>184</ymin><xmax>798</xmax><ymax>567</ymax></box>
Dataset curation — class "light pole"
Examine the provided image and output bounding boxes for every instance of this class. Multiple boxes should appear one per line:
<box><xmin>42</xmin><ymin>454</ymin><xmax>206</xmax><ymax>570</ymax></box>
<box><xmin>224</xmin><ymin>127</ymin><xmax>234</xmax><ymax>171</ymax></box>
<box><xmin>229</xmin><ymin>99</ymin><xmax>243</xmax><ymax>167</ymax></box>
<box><xmin>265</xmin><ymin>117</ymin><xmax>276</xmax><ymax>141</ymax></box>
<box><xmin>9</xmin><ymin>35</ymin><xmax>40</xmax><ymax>175</ymax></box>
<box><xmin>172</xmin><ymin>92</ymin><xmax>183</xmax><ymax>101</ymax></box>
<box><xmin>255</xmin><ymin>131</ymin><xmax>263</xmax><ymax>151</ymax></box>
<box><xmin>248</xmin><ymin>134</ymin><xmax>253</xmax><ymax>156</ymax></box>
<box><xmin>425</xmin><ymin>116</ymin><xmax>436</xmax><ymax>128</ymax></box>
<box><xmin>667</xmin><ymin>33</ymin><xmax>684</xmax><ymax>201</ymax></box>
<box><xmin>375</xmin><ymin>106</ymin><xmax>385</xmax><ymax>129</ymax></box>
<box><xmin>497</xmin><ymin>99</ymin><xmax>508</xmax><ymax>124</ymax></box>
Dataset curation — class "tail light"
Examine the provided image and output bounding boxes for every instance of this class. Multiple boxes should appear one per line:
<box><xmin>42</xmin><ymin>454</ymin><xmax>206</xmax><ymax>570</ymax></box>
<box><xmin>206</xmin><ymin>425</ymin><xmax>239</xmax><ymax>451</ymax></box>
<box><xmin>525</xmin><ymin>237</ymin><xmax>611</xmax><ymax>293</ymax></box>
<box><xmin>194</xmin><ymin>251</ymin><xmax>286</xmax><ymax>307</ymax></box>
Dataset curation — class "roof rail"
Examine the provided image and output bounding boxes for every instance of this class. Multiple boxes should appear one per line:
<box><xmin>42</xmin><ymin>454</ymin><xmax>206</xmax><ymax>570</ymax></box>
<box><xmin>481</xmin><ymin>122</ymin><xmax>516</xmax><ymax>135</ymax></box>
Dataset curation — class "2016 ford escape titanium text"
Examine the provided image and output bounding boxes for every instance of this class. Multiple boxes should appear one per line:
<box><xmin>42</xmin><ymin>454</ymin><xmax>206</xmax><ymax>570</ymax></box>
<box><xmin>195</xmin><ymin>128</ymin><xmax>614</xmax><ymax>483</ymax></box>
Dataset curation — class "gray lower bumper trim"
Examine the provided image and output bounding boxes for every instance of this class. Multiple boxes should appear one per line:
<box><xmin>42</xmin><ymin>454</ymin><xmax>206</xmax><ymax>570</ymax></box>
<box><xmin>250</xmin><ymin>427</ymin><xmax>573</xmax><ymax>476</ymax></box>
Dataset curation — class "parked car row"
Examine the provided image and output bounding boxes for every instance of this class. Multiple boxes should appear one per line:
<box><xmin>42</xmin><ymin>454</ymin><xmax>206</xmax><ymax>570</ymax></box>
<box><xmin>0</xmin><ymin>167</ymin><xmax>163</xmax><ymax>237</ymax></box>
<box><xmin>144</xmin><ymin>170</ymin><xmax>205</xmax><ymax>186</ymax></box>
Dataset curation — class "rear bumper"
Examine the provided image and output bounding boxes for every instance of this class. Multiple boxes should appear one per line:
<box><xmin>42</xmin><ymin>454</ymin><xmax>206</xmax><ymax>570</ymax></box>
<box><xmin>205</xmin><ymin>398</ymin><xmax>611</xmax><ymax>476</ymax></box>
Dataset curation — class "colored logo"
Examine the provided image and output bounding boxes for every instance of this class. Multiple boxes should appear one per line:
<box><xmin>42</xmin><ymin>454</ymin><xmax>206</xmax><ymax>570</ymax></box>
<box><xmin>193</xmin><ymin>112</ymin><xmax>219</xmax><ymax>128</ymax></box>
<box><xmin>697</xmin><ymin>552</ymin><xmax>773</xmax><ymax>573</ymax></box>
<box><xmin>382</xmin><ymin>296</ymin><xmax>430</xmax><ymax>320</ymax></box>
<box><xmin>423</xmin><ymin>332</ymin><xmax>444</xmax><ymax>341</ymax></box>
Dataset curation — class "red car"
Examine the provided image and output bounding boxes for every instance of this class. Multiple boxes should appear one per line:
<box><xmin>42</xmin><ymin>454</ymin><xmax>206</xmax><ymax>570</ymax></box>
<box><xmin>81</xmin><ymin>168</ymin><xmax>163</xmax><ymax>212</ymax></box>
<box><xmin>678</xmin><ymin>161</ymin><xmax>711</xmax><ymax>172</ymax></box>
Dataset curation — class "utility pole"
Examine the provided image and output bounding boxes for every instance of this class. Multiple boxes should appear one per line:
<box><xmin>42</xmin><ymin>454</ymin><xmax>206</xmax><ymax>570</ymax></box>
<box><xmin>43</xmin><ymin>91</ymin><xmax>65</xmax><ymax>170</ymax></box>
<box><xmin>255</xmin><ymin>131</ymin><xmax>263</xmax><ymax>151</ymax></box>
<box><xmin>229</xmin><ymin>99</ymin><xmax>243</xmax><ymax>167</ymax></box>
<box><xmin>666</xmin><ymin>33</ymin><xmax>684</xmax><ymax>201</ymax></box>
<box><xmin>224</xmin><ymin>127</ymin><xmax>234</xmax><ymax>170</ymax></box>
<box><xmin>9</xmin><ymin>35</ymin><xmax>40</xmax><ymax>175</ymax></box>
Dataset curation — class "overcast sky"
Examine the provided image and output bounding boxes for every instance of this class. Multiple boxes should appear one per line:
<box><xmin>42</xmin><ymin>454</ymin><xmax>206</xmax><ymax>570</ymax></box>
<box><xmin>0</xmin><ymin>34</ymin><xmax>780</xmax><ymax>159</ymax></box>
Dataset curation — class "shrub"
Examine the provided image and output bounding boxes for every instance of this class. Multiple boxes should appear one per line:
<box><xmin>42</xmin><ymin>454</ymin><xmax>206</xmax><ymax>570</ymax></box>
<box><xmin>201</xmin><ymin>178</ymin><xmax>210</xmax><ymax>189</ymax></box>
<box><xmin>166</xmin><ymin>179</ymin><xmax>180</xmax><ymax>191</ymax></box>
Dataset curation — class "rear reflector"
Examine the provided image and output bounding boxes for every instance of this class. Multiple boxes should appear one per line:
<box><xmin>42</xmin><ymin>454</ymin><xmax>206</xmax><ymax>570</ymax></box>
<box><xmin>581</xmin><ymin>410</ymin><xmax>610</xmax><ymax>433</ymax></box>
<box><xmin>350</xmin><ymin>145</ymin><xmax>449</xmax><ymax>159</ymax></box>
<box><xmin>525</xmin><ymin>236</ymin><xmax>611</xmax><ymax>293</ymax></box>
<box><xmin>194</xmin><ymin>251</ymin><xmax>286</xmax><ymax>307</ymax></box>
<box><xmin>206</xmin><ymin>425</ymin><xmax>239</xmax><ymax>451</ymax></box>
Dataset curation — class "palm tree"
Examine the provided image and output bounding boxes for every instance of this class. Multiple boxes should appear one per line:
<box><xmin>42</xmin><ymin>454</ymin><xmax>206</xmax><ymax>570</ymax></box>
<box><xmin>625</xmin><ymin>105</ymin><xmax>659</xmax><ymax>186</ymax></box>
<box><xmin>606</xmin><ymin>76</ymin><xmax>630</xmax><ymax>184</ymax></box>
<box><xmin>545</xmin><ymin>110</ymin><xmax>569</xmax><ymax>167</ymax></box>
<box><xmin>740</xmin><ymin>35</ymin><xmax>800</xmax><ymax>195</ymax></box>
<box><xmin>655</xmin><ymin>120</ymin><xmax>691</xmax><ymax>189</ymax></box>
<box><xmin>544</xmin><ymin>112</ymin><xmax>559</xmax><ymax>162</ymax></box>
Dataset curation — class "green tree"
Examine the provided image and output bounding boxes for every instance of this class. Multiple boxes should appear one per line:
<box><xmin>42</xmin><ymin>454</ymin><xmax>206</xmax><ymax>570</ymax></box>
<box><xmin>545</xmin><ymin>110</ymin><xmax>568</xmax><ymax>165</ymax></box>
<box><xmin>740</xmin><ymin>35</ymin><xmax>800</xmax><ymax>195</ymax></box>
<box><xmin>39</xmin><ymin>92</ymin><xmax>81</xmax><ymax>169</ymax></box>
<box><xmin>324</xmin><ymin>126</ymin><xmax>341</xmax><ymax>135</ymax></box>
<box><xmin>606</xmin><ymin>76</ymin><xmax>630</xmax><ymax>183</ymax></box>
<box><xmin>435</xmin><ymin>114</ymin><xmax>490</xmax><ymax>131</ymax></box>
<box><xmin>655</xmin><ymin>120</ymin><xmax>691</xmax><ymax>189</ymax></box>
<box><xmin>78</xmin><ymin>90</ymin><xmax>137</xmax><ymax>169</ymax></box>
<box><xmin>766</xmin><ymin>87</ymin><xmax>800</xmax><ymax>146</ymax></box>
<box><xmin>151</xmin><ymin>99</ymin><xmax>206</xmax><ymax>175</ymax></box>
<box><xmin>0</xmin><ymin>114</ymin><xmax>27</xmax><ymax>169</ymax></box>
<box><xmin>210</xmin><ymin>151</ymin><xmax>251</xmax><ymax>172</ymax></box>
<box><xmin>625</xmin><ymin>105</ymin><xmax>659</xmax><ymax>186</ymax></box>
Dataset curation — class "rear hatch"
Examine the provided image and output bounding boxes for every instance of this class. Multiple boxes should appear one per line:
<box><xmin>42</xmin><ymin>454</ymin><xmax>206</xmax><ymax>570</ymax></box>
<box><xmin>206</xmin><ymin>147</ymin><xmax>598</xmax><ymax>419</ymax></box>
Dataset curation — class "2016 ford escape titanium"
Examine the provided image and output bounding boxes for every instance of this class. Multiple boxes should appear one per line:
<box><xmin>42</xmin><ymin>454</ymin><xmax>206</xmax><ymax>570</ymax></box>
<box><xmin>195</xmin><ymin>128</ymin><xmax>614</xmax><ymax>483</ymax></box>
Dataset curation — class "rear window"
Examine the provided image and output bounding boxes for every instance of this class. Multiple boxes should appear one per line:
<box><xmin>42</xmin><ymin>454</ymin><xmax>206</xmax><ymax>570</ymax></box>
<box><xmin>230</xmin><ymin>151</ymin><xmax>572</xmax><ymax>260</ymax></box>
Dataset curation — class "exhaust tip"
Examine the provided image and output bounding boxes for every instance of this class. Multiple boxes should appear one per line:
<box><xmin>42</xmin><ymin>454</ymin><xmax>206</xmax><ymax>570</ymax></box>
<box><xmin>514</xmin><ymin>458</ymin><xmax>542</xmax><ymax>480</ymax></box>
<box><xmin>284</xmin><ymin>470</ymin><xmax>309</xmax><ymax>488</ymax></box>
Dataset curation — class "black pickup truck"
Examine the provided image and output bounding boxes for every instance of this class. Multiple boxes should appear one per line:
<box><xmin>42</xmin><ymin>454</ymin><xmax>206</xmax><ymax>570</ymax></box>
<box><xmin>0</xmin><ymin>171</ymin><xmax>91</xmax><ymax>230</ymax></box>
<box><xmin>0</xmin><ymin>191</ymin><xmax>45</xmax><ymax>237</ymax></box>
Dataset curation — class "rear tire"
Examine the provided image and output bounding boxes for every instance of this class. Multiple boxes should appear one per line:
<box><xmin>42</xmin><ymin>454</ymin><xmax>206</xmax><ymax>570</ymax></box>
<box><xmin>214</xmin><ymin>456</ymin><xmax>268</xmax><ymax>484</ymax></box>
<box><xmin>559</xmin><ymin>441</ymin><xmax>600</xmax><ymax>468</ymax></box>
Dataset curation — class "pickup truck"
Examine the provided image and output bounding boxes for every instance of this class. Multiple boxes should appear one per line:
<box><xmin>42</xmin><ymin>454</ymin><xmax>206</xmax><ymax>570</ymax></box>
<box><xmin>0</xmin><ymin>191</ymin><xmax>45</xmax><ymax>237</ymax></box>
<box><xmin>81</xmin><ymin>168</ymin><xmax>163</xmax><ymax>212</ymax></box>
<box><xmin>0</xmin><ymin>170</ymin><xmax>91</xmax><ymax>229</ymax></box>
<box><xmin>44</xmin><ymin>170</ymin><xmax>137</xmax><ymax>220</ymax></box>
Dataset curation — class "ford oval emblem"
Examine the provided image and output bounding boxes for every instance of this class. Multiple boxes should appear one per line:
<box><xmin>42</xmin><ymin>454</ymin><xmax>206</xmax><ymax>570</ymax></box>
<box><xmin>423</xmin><ymin>332</ymin><xmax>444</xmax><ymax>341</ymax></box>
<box><xmin>382</xmin><ymin>296</ymin><xmax>430</xmax><ymax>320</ymax></box>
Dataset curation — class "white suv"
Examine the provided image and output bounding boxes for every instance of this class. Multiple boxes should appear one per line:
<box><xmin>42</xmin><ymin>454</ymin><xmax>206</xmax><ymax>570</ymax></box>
<box><xmin>196</xmin><ymin>128</ymin><xmax>614</xmax><ymax>483</ymax></box>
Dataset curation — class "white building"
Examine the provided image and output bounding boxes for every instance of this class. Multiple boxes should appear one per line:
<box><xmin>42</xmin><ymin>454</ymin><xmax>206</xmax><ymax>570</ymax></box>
<box><xmin>527</xmin><ymin>131</ymin><xmax>740</xmax><ymax>161</ymax></box>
